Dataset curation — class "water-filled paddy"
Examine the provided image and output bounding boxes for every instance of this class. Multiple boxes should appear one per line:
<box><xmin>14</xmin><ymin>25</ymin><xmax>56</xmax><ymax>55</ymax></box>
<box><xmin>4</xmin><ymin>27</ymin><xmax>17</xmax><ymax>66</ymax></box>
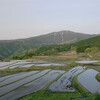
<box><xmin>0</xmin><ymin>71</ymin><xmax>38</xmax><ymax>87</ymax></box>
<box><xmin>0</xmin><ymin>60</ymin><xmax>65</xmax><ymax>70</ymax></box>
<box><xmin>48</xmin><ymin>66</ymin><xmax>84</xmax><ymax>92</ymax></box>
<box><xmin>0</xmin><ymin>69</ymin><xmax>50</xmax><ymax>96</ymax></box>
<box><xmin>0</xmin><ymin>70</ymin><xmax>64</xmax><ymax>100</ymax></box>
<box><xmin>76</xmin><ymin>60</ymin><xmax>99</xmax><ymax>64</ymax></box>
<box><xmin>78</xmin><ymin>69</ymin><xmax>100</xmax><ymax>93</ymax></box>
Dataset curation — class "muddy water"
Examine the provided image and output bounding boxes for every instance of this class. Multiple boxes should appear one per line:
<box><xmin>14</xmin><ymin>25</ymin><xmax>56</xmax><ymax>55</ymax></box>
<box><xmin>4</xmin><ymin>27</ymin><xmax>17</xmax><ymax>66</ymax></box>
<box><xmin>9</xmin><ymin>64</ymin><xmax>35</xmax><ymax>69</ymax></box>
<box><xmin>0</xmin><ymin>70</ymin><xmax>65</xmax><ymax>100</ymax></box>
<box><xmin>20</xmin><ymin>64</ymin><xmax>35</xmax><ymax>68</ymax></box>
<box><xmin>35</xmin><ymin>63</ymin><xmax>65</xmax><ymax>66</ymax></box>
<box><xmin>78</xmin><ymin>69</ymin><xmax>100</xmax><ymax>93</ymax></box>
<box><xmin>48</xmin><ymin>66</ymin><xmax>85</xmax><ymax>92</ymax></box>
<box><xmin>76</xmin><ymin>60</ymin><xmax>99</xmax><ymax>64</ymax></box>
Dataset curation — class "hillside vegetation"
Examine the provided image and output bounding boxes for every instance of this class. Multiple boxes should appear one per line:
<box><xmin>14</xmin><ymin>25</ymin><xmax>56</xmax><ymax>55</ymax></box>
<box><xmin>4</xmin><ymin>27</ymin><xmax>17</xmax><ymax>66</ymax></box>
<box><xmin>10</xmin><ymin>35</ymin><xmax>100</xmax><ymax>60</ymax></box>
<box><xmin>0</xmin><ymin>31</ymin><xmax>94</xmax><ymax>59</ymax></box>
<box><xmin>72</xmin><ymin>35</ymin><xmax>100</xmax><ymax>52</ymax></box>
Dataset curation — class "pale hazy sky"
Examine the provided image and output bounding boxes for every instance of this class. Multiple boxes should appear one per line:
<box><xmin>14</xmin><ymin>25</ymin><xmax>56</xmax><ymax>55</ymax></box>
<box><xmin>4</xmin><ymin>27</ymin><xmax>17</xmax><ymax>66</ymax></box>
<box><xmin>0</xmin><ymin>0</ymin><xmax>100</xmax><ymax>40</ymax></box>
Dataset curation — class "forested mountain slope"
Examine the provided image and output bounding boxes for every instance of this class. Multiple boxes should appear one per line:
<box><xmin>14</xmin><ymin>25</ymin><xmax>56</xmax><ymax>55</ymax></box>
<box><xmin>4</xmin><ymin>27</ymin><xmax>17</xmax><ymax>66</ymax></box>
<box><xmin>0</xmin><ymin>30</ymin><xmax>94</xmax><ymax>59</ymax></box>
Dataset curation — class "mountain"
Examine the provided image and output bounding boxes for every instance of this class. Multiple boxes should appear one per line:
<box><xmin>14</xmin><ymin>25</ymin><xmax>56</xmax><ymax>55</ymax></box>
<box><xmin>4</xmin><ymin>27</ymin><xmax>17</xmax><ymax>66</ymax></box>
<box><xmin>11</xmin><ymin>35</ymin><xmax>100</xmax><ymax>60</ymax></box>
<box><xmin>0</xmin><ymin>30</ymin><xmax>94</xmax><ymax>59</ymax></box>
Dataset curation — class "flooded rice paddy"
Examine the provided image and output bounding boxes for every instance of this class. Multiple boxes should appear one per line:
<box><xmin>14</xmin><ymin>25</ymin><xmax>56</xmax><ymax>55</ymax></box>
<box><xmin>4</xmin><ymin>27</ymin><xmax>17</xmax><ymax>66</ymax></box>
<box><xmin>0</xmin><ymin>71</ymin><xmax>38</xmax><ymax>87</ymax></box>
<box><xmin>0</xmin><ymin>59</ymin><xmax>100</xmax><ymax>100</ymax></box>
<box><xmin>0</xmin><ymin>69</ymin><xmax>50</xmax><ymax>97</ymax></box>
<box><xmin>48</xmin><ymin>66</ymin><xmax>85</xmax><ymax>92</ymax></box>
<box><xmin>78</xmin><ymin>69</ymin><xmax>100</xmax><ymax>93</ymax></box>
<box><xmin>0</xmin><ymin>60</ymin><xmax>65</xmax><ymax>70</ymax></box>
<box><xmin>0</xmin><ymin>69</ymin><xmax>64</xmax><ymax>100</ymax></box>
<box><xmin>76</xmin><ymin>60</ymin><xmax>99</xmax><ymax>64</ymax></box>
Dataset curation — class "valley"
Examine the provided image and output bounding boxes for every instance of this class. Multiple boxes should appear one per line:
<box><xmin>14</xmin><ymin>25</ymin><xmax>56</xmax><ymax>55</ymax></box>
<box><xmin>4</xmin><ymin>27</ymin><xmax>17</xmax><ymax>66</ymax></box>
<box><xmin>0</xmin><ymin>31</ymin><xmax>100</xmax><ymax>100</ymax></box>
<box><xmin>0</xmin><ymin>56</ymin><xmax>100</xmax><ymax>100</ymax></box>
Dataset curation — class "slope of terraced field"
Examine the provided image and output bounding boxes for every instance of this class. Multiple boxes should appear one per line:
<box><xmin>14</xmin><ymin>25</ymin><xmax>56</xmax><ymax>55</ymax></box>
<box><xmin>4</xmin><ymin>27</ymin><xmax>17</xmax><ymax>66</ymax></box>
<box><xmin>0</xmin><ymin>64</ymin><xmax>85</xmax><ymax>100</ymax></box>
<box><xmin>0</xmin><ymin>69</ymin><xmax>65</xmax><ymax>100</ymax></box>
<box><xmin>0</xmin><ymin>59</ymin><xmax>100</xmax><ymax>100</ymax></box>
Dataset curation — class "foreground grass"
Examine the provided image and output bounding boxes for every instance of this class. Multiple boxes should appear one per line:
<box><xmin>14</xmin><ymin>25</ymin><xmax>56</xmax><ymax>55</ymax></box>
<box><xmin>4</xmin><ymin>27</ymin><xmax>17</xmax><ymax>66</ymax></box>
<box><xmin>18</xmin><ymin>90</ymin><xmax>95</xmax><ymax>100</ymax></box>
<box><xmin>96</xmin><ymin>73</ymin><xmax>100</xmax><ymax>82</ymax></box>
<box><xmin>86</xmin><ymin>65</ymin><xmax>100</xmax><ymax>72</ymax></box>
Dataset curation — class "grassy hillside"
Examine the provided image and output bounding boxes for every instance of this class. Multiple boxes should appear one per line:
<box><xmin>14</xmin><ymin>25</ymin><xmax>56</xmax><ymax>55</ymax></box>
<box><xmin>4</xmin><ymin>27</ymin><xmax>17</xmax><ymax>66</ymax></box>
<box><xmin>73</xmin><ymin>35</ymin><xmax>100</xmax><ymax>52</ymax></box>
<box><xmin>0</xmin><ymin>30</ymin><xmax>93</xmax><ymax>59</ymax></box>
<box><xmin>10</xmin><ymin>35</ymin><xmax>100</xmax><ymax>60</ymax></box>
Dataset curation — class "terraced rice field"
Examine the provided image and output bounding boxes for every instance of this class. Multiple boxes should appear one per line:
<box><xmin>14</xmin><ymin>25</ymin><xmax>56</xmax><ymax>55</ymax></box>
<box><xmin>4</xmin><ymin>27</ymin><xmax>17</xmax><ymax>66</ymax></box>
<box><xmin>0</xmin><ymin>61</ymin><xmax>87</xmax><ymax>100</ymax></box>
<box><xmin>0</xmin><ymin>61</ymin><xmax>19</xmax><ymax>69</ymax></box>
<box><xmin>76</xmin><ymin>60</ymin><xmax>100</xmax><ymax>64</ymax></box>
<box><xmin>0</xmin><ymin>69</ymin><xmax>65</xmax><ymax>100</ymax></box>
<box><xmin>0</xmin><ymin>71</ymin><xmax>39</xmax><ymax>87</ymax></box>
<box><xmin>77</xmin><ymin>69</ymin><xmax>100</xmax><ymax>93</ymax></box>
<box><xmin>0</xmin><ymin>70</ymin><xmax>50</xmax><ymax>96</ymax></box>
<box><xmin>0</xmin><ymin>60</ymin><xmax>64</xmax><ymax>70</ymax></box>
<box><xmin>48</xmin><ymin>66</ymin><xmax>84</xmax><ymax>92</ymax></box>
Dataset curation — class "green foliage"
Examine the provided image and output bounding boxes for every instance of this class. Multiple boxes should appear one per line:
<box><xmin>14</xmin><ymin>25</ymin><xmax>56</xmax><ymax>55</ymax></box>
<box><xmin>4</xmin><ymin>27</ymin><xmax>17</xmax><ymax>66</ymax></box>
<box><xmin>73</xmin><ymin>36</ymin><xmax>100</xmax><ymax>53</ymax></box>
<box><xmin>94</xmin><ymin>93</ymin><xmax>100</xmax><ymax>100</ymax></box>
<box><xmin>68</xmin><ymin>62</ymin><xmax>80</xmax><ymax>67</ymax></box>
<box><xmin>0</xmin><ymin>31</ymin><xmax>93</xmax><ymax>59</ymax></box>
<box><xmin>10</xmin><ymin>44</ymin><xmax>72</xmax><ymax>59</ymax></box>
<box><xmin>76</xmin><ymin>45</ymin><xmax>90</xmax><ymax>53</ymax></box>
<box><xmin>85</xmin><ymin>47</ymin><xmax>99</xmax><ymax>54</ymax></box>
<box><xmin>18</xmin><ymin>90</ymin><xmax>93</xmax><ymax>100</ymax></box>
<box><xmin>10</xmin><ymin>35</ymin><xmax>100</xmax><ymax>60</ymax></box>
<box><xmin>96</xmin><ymin>73</ymin><xmax>100</xmax><ymax>82</ymax></box>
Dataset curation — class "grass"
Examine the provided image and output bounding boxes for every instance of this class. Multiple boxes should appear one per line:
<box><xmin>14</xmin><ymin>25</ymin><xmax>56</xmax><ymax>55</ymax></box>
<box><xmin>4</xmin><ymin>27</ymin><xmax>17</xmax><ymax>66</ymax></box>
<box><xmin>94</xmin><ymin>93</ymin><xmax>100</xmax><ymax>100</ymax></box>
<box><xmin>96</xmin><ymin>73</ymin><xmax>100</xmax><ymax>82</ymax></box>
<box><xmin>82</xmin><ymin>62</ymin><xmax>100</xmax><ymax>67</ymax></box>
<box><xmin>86</xmin><ymin>65</ymin><xmax>100</xmax><ymax>72</ymax></box>
<box><xmin>80</xmin><ymin>61</ymin><xmax>100</xmax><ymax>72</ymax></box>
<box><xmin>18</xmin><ymin>90</ymin><xmax>96</xmax><ymax>100</ymax></box>
<box><xmin>67</xmin><ymin>62</ymin><xmax>80</xmax><ymax>67</ymax></box>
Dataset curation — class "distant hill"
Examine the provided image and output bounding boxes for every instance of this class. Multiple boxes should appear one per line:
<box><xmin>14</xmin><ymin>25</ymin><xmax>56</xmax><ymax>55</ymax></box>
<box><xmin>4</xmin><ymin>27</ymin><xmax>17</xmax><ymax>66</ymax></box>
<box><xmin>10</xmin><ymin>35</ymin><xmax>100</xmax><ymax>60</ymax></box>
<box><xmin>0</xmin><ymin>30</ymin><xmax>94</xmax><ymax>59</ymax></box>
